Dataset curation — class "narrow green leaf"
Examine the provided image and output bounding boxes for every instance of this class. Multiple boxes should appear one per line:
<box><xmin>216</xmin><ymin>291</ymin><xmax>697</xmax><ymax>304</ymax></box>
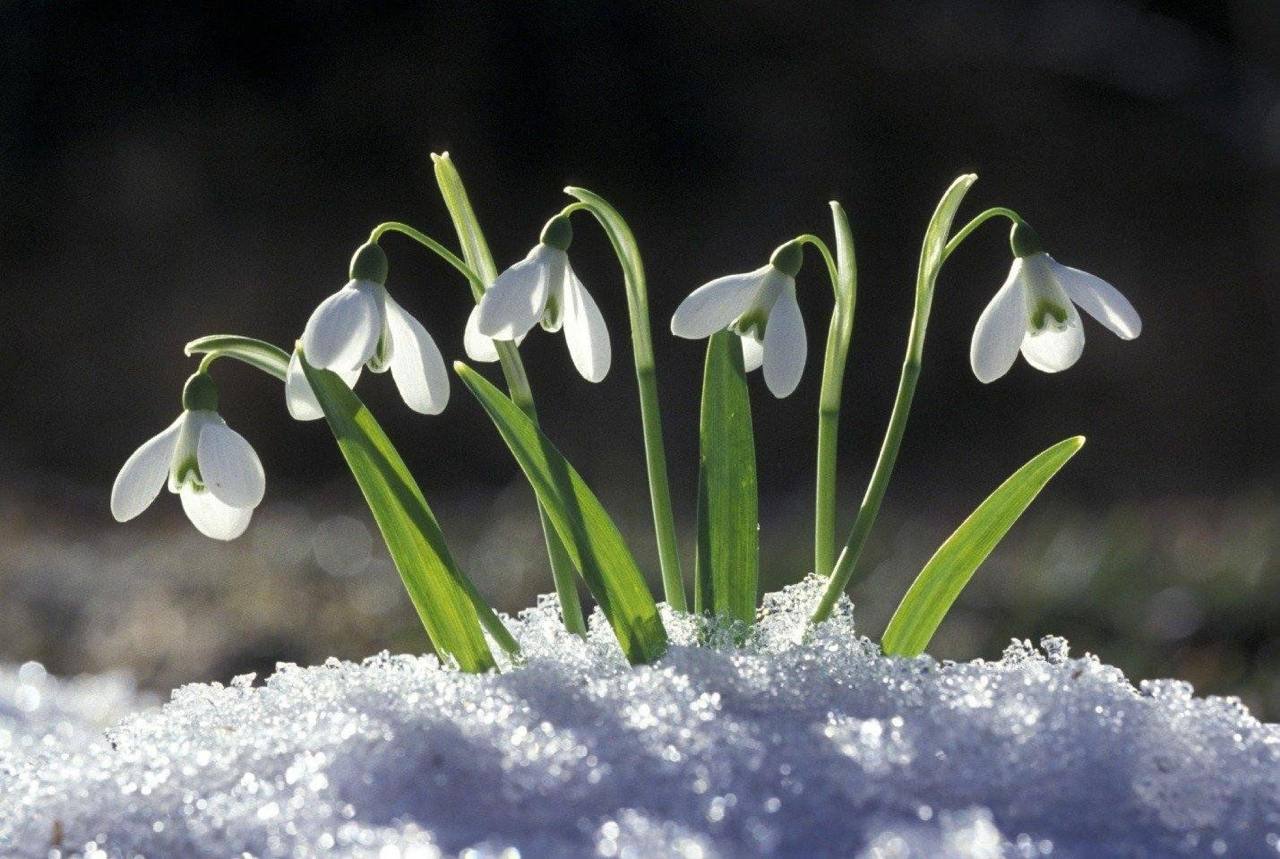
<box><xmin>695</xmin><ymin>331</ymin><xmax>758</xmax><ymax>628</ymax></box>
<box><xmin>184</xmin><ymin>335</ymin><xmax>290</xmax><ymax>380</ymax></box>
<box><xmin>456</xmin><ymin>362</ymin><xmax>668</xmax><ymax>664</ymax></box>
<box><xmin>881</xmin><ymin>436</ymin><xmax>1085</xmax><ymax>657</ymax></box>
<box><xmin>432</xmin><ymin>152</ymin><xmax>498</xmax><ymax>291</ymax></box>
<box><xmin>300</xmin><ymin>354</ymin><xmax>511</xmax><ymax>673</ymax></box>
<box><xmin>919</xmin><ymin>173</ymin><xmax>978</xmax><ymax>298</ymax></box>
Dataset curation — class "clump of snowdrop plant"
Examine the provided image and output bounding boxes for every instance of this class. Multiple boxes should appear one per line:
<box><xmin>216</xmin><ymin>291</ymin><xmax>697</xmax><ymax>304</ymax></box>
<box><xmin>115</xmin><ymin>154</ymin><xmax>1140</xmax><ymax>671</ymax></box>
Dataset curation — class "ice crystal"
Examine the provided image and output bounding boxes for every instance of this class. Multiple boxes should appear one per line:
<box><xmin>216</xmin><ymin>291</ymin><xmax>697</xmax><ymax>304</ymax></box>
<box><xmin>2</xmin><ymin>576</ymin><xmax>1278</xmax><ymax>857</ymax></box>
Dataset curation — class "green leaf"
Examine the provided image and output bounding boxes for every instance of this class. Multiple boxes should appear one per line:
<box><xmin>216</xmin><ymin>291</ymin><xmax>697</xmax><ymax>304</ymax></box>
<box><xmin>432</xmin><ymin>152</ymin><xmax>498</xmax><ymax>293</ymax></box>
<box><xmin>881</xmin><ymin>436</ymin><xmax>1085</xmax><ymax>657</ymax></box>
<box><xmin>184</xmin><ymin>335</ymin><xmax>290</xmax><ymax>380</ymax></box>
<box><xmin>695</xmin><ymin>331</ymin><xmax>758</xmax><ymax>628</ymax></box>
<box><xmin>918</xmin><ymin>173</ymin><xmax>977</xmax><ymax>299</ymax></box>
<box><xmin>300</xmin><ymin>353</ymin><xmax>515</xmax><ymax>673</ymax></box>
<box><xmin>456</xmin><ymin>361</ymin><xmax>668</xmax><ymax>664</ymax></box>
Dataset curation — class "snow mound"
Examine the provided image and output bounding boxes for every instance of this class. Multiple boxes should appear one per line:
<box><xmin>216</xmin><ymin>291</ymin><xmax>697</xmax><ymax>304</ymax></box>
<box><xmin>1</xmin><ymin>661</ymin><xmax>149</xmax><ymax>770</ymax></box>
<box><xmin>2</xmin><ymin>577</ymin><xmax>1278</xmax><ymax>858</ymax></box>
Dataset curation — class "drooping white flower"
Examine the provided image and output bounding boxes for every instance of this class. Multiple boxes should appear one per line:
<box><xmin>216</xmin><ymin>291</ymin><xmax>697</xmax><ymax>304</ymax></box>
<box><xmin>293</xmin><ymin>242</ymin><xmax>449</xmax><ymax>418</ymax></box>
<box><xmin>110</xmin><ymin>373</ymin><xmax>265</xmax><ymax>541</ymax></box>
<box><xmin>463</xmin><ymin>303</ymin><xmax>524</xmax><ymax>364</ymax></box>
<box><xmin>670</xmin><ymin>241</ymin><xmax>807</xmax><ymax>398</ymax></box>
<box><xmin>970</xmin><ymin>222</ymin><xmax>1142</xmax><ymax>384</ymax></box>
<box><xmin>473</xmin><ymin>215</ymin><xmax>611</xmax><ymax>383</ymax></box>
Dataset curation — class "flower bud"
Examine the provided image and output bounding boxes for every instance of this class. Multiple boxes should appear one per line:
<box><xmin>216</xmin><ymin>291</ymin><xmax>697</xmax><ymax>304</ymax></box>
<box><xmin>349</xmin><ymin>241</ymin><xmax>389</xmax><ymax>283</ymax></box>
<box><xmin>539</xmin><ymin>215</ymin><xmax>574</xmax><ymax>251</ymax></box>
<box><xmin>182</xmin><ymin>371</ymin><xmax>219</xmax><ymax>412</ymax></box>
<box><xmin>769</xmin><ymin>240</ymin><xmax>804</xmax><ymax>277</ymax></box>
<box><xmin>1009</xmin><ymin>221</ymin><xmax>1045</xmax><ymax>258</ymax></box>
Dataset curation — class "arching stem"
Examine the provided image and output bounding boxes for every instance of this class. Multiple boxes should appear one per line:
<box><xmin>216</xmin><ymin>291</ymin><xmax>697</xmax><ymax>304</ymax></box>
<box><xmin>812</xmin><ymin>176</ymin><xmax>988</xmax><ymax>623</ymax></box>
<box><xmin>560</xmin><ymin>188</ymin><xmax>687</xmax><ymax>612</ymax></box>
<box><xmin>432</xmin><ymin>153</ymin><xmax>587</xmax><ymax>635</ymax></box>
<box><xmin>800</xmin><ymin>210</ymin><xmax>856</xmax><ymax>578</ymax></box>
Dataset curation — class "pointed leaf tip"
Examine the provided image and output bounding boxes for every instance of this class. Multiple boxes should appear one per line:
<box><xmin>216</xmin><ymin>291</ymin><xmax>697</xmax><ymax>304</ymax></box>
<box><xmin>881</xmin><ymin>435</ymin><xmax>1084</xmax><ymax>657</ymax></box>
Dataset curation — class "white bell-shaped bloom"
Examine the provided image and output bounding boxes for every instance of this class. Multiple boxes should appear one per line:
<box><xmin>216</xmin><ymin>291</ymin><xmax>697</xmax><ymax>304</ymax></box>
<box><xmin>463</xmin><ymin>304</ymin><xmax>524</xmax><ymax>364</ymax></box>
<box><xmin>473</xmin><ymin>216</ymin><xmax>611</xmax><ymax>383</ymax></box>
<box><xmin>670</xmin><ymin>242</ymin><xmax>807</xmax><ymax>398</ymax></box>
<box><xmin>111</xmin><ymin>375</ymin><xmax>265</xmax><ymax>541</ymax></box>
<box><xmin>970</xmin><ymin>226</ymin><xmax>1141</xmax><ymax>384</ymax></box>
<box><xmin>295</xmin><ymin>242</ymin><xmax>450</xmax><ymax>417</ymax></box>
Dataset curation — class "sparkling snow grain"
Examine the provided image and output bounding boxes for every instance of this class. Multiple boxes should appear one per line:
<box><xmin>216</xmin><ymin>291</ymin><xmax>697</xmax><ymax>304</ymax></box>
<box><xmin>1</xmin><ymin>577</ymin><xmax>1278</xmax><ymax>858</ymax></box>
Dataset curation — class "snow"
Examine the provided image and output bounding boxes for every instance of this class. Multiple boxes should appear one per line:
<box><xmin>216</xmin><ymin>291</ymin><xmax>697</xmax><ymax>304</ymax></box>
<box><xmin>2</xmin><ymin>576</ymin><xmax>1278</xmax><ymax>858</ymax></box>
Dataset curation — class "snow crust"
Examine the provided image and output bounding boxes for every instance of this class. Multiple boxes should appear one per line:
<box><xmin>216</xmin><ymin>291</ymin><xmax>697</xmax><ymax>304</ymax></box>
<box><xmin>2</xmin><ymin>576</ymin><xmax>1279</xmax><ymax>858</ymax></box>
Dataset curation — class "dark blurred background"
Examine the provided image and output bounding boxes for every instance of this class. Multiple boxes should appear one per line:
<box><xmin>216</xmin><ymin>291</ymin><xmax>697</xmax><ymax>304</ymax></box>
<box><xmin>2</xmin><ymin>2</ymin><xmax>1278</xmax><ymax>713</ymax></box>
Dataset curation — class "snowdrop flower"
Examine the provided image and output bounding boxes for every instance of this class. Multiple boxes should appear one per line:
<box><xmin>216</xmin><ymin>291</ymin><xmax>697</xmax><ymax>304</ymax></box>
<box><xmin>462</xmin><ymin>303</ymin><xmax>524</xmax><ymax>364</ymax></box>
<box><xmin>110</xmin><ymin>373</ymin><xmax>265</xmax><ymax>541</ymax></box>
<box><xmin>970</xmin><ymin>222</ymin><xmax>1142</xmax><ymax>384</ymax></box>
<box><xmin>670</xmin><ymin>240</ymin><xmax>807</xmax><ymax>398</ymax></box>
<box><xmin>291</xmin><ymin>242</ymin><xmax>449</xmax><ymax>418</ymax></box>
<box><xmin>472</xmin><ymin>215</ymin><xmax>611</xmax><ymax>383</ymax></box>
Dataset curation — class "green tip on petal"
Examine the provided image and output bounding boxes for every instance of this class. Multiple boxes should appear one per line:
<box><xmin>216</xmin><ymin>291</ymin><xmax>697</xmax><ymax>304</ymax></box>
<box><xmin>1009</xmin><ymin>220</ymin><xmax>1045</xmax><ymax>258</ymax></box>
<box><xmin>540</xmin><ymin>214</ymin><xmax>574</xmax><ymax>251</ymax></box>
<box><xmin>182</xmin><ymin>371</ymin><xmax>219</xmax><ymax>412</ymax></box>
<box><xmin>769</xmin><ymin>241</ymin><xmax>803</xmax><ymax>277</ymax></box>
<box><xmin>349</xmin><ymin>241</ymin><xmax>389</xmax><ymax>283</ymax></box>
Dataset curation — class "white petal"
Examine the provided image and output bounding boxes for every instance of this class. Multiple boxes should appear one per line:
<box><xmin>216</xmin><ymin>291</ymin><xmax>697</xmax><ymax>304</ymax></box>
<box><xmin>1053</xmin><ymin>260</ymin><xmax>1142</xmax><ymax>340</ymax></box>
<box><xmin>286</xmin><ymin>350</ymin><xmax>361</xmax><ymax>421</ymax></box>
<box><xmin>464</xmin><ymin>305</ymin><xmax>501</xmax><ymax>362</ymax></box>
<box><xmin>670</xmin><ymin>266</ymin><xmax>772</xmax><ymax>339</ymax></box>
<box><xmin>475</xmin><ymin>245</ymin><xmax>554</xmax><ymax>340</ymax></box>
<box><xmin>559</xmin><ymin>262</ymin><xmax>611</xmax><ymax>383</ymax></box>
<box><xmin>196</xmin><ymin>415</ymin><xmax>265</xmax><ymax>508</ymax></box>
<box><xmin>301</xmin><ymin>280</ymin><xmax>383</xmax><ymax>371</ymax></box>
<box><xmin>383</xmin><ymin>295</ymin><xmax>450</xmax><ymax>414</ymax></box>
<box><xmin>181</xmin><ymin>487</ymin><xmax>253</xmax><ymax>541</ymax></box>
<box><xmin>285</xmin><ymin>351</ymin><xmax>323</xmax><ymax>421</ymax></box>
<box><xmin>969</xmin><ymin>263</ymin><xmax>1029</xmax><ymax>384</ymax></box>
<box><xmin>740</xmin><ymin>333</ymin><xmax>764</xmax><ymax>372</ymax></box>
<box><xmin>110</xmin><ymin>415</ymin><xmax>183</xmax><ymax>522</ymax></box>
<box><xmin>1020</xmin><ymin>305</ymin><xmax>1085</xmax><ymax>373</ymax></box>
<box><xmin>762</xmin><ymin>281</ymin><xmax>806</xmax><ymax>398</ymax></box>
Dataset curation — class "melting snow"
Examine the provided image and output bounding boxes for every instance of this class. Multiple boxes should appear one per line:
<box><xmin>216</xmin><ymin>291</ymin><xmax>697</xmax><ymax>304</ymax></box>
<box><xmin>2</xmin><ymin>576</ymin><xmax>1278</xmax><ymax>857</ymax></box>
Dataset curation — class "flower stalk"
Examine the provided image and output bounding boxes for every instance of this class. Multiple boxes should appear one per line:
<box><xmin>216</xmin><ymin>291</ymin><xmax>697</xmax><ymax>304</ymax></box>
<box><xmin>805</xmin><ymin>206</ymin><xmax>856</xmax><ymax>578</ymax></box>
<box><xmin>812</xmin><ymin>175</ymin><xmax>976</xmax><ymax>622</ymax></box>
<box><xmin>433</xmin><ymin>153</ymin><xmax>587</xmax><ymax>635</ymax></box>
<box><xmin>561</xmin><ymin>187</ymin><xmax>687</xmax><ymax>612</ymax></box>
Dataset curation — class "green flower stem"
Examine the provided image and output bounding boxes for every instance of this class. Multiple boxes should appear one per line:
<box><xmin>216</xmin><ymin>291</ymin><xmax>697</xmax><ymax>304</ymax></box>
<box><xmin>812</xmin><ymin>176</ymin><xmax>978</xmax><ymax>624</ymax></box>
<box><xmin>943</xmin><ymin>207</ymin><xmax>1022</xmax><ymax>260</ymax></box>
<box><xmin>186</xmin><ymin>335</ymin><xmax>290</xmax><ymax>380</ymax></box>
<box><xmin>800</xmin><ymin>209</ymin><xmax>857</xmax><ymax>578</ymax></box>
<box><xmin>432</xmin><ymin>153</ymin><xmax>587</xmax><ymax>636</ymax></box>
<box><xmin>794</xmin><ymin>233</ymin><xmax>840</xmax><ymax>297</ymax></box>
<box><xmin>185</xmin><ymin>334</ymin><xmax>522</xmax><ymax>657</ymax></box>
<box><xmin>368</xmin><ymin>222</ymin><xmax>484</xmax><ymax>294</ymax></box>
<box><xmin>560</xmin><ymin>188</ymin><xmax>687</xmax><ymax>612</ymax></box>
